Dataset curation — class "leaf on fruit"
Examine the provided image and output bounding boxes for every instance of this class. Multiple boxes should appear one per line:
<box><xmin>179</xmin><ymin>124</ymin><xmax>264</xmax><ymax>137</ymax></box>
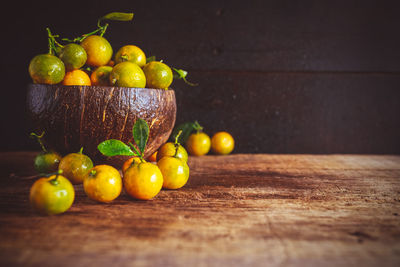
<box><xmin>97</xmin><ymin>139</ymin><xmax>135</xmax><ymax>156</ymax></box>
<box><xmin>170</xmin><ymin>122</ymin><xmax>198</xmax><ymax>144</ymax></box>
<box><xmin>132</xmin><ymin>118</ymin><xmax>149</xmax><ymax>155</ymax></box>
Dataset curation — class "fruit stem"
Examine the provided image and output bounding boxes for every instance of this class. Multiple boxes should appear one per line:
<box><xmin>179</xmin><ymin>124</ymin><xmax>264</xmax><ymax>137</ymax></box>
<box><xmin>79</xmin><ymin>147</ymin><xmax>84</xmax><ymax>154</ymax></box>
<box><xmin>173</xmin><ymin>130</ymin><xmax>183</xmax><ymax>157</ymax></box>
<box><xmin>46</xmin><ymin>28</ymin><xmax>64</xmax><ymax>55</ymax></box>
<box><xmin>89</xmin><ymin>169</ymin><xmax>97</xmax><ymax>177</ymax></box>
<box><xmin>49</xmin><ymin>169</ymin><xmax>62</xmax><ymax>185</ymax></box>
<box><xmin>193</xmin><ymin>121</ymin><xmax>203</xmax><ymax>134</ymax></box>
<box><xmin>128</xmin><ymin>142</ymin><xmax>145</xmax><ymax>162</ymax></box>
<box><xmin>30</xmin><ymin>131</ymin><xmax>47</xmax><ymax>153</ymax></box>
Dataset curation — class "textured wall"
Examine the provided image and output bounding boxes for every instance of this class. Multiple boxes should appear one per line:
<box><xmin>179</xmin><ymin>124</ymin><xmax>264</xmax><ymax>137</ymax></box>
<box><xmin>1</xmin><ymin>0</ymin><xmax>399</xmax><ymax>153</ymax></box>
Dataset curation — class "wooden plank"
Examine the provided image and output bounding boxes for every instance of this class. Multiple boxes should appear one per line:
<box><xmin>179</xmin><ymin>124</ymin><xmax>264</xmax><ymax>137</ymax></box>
<box><xmin>0</xmin><ymin>152</ymin><xmax>399</xmax><ymax>266</ymax></box>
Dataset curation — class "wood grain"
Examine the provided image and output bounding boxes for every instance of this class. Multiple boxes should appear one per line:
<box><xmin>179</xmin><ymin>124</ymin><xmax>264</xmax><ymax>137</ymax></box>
<box><xmin>0</xmin><ymin>152</ymin><xmax>399</xmax><ymax>266</ymax></box>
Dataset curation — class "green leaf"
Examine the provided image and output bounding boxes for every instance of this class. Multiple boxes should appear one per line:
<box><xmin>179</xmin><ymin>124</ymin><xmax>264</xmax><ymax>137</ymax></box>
<box><xmin>170</xmin><ymin>122</ymin><xmax>197</xmax><ymax>144</ymax></box>
<box><xmin>172</xmin><ymin>68</ymin><xmax>198</xmax><ymax>86</ymax></box>
<box><xmin>100</xmin><ymin>12</ymin><xmax>134</xmax><ymax>22</ymax></box>
<box><xmin>97</xmin><ymin>139</ymin><xmax>135</xmax><ymax>156</ymax></box>
<box><xmin>132</xmin><ymin>118</ymin><xmax>149</xmax><ymax>155</ymax></box>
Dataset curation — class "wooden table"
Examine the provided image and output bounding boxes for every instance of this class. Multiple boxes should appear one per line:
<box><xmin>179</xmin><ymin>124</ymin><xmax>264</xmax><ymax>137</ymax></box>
<box><xmin>0</xmin><ymin>152</ymin><xmax>399</xmax><ymax>266</ymax></box>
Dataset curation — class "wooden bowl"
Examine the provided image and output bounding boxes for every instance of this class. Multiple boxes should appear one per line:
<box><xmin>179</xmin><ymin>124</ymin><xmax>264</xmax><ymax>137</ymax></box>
<box><xmin>27</xmin><ymin>84</ymin><xmax>176</xmax><ymax>167</ymax></box>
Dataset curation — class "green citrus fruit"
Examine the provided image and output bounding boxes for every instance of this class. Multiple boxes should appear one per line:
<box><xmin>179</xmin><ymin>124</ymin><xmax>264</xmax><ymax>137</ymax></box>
<box><xmin>80</xmin><ymin>35</ymin><xmax>113</xmax><ymax>67</ymax></box>
<box><xmin>114</xmin><ymin>45</ymin><xmax>146</xmax><ymax>67</ymax></box>
<box><xmin>58</xmin><ymin>43</ymin><xmax>87</xmax><ymax>71</ymax></box>
<box><xmin>142</xmin><ymin>61</ymin><xmax>173</xmax><ymax>89</ymax></box>
<box><xmin>91</xmin><ymin>66</ymin><xmax>113</xmax><ymax>86</ymax></box>
<box><xmin>59</xmin><ymin>152</ymin><xmax>93</xmax><ymax>184</ymax></box>
<box><xmin>34</xmin><ymin>151</ymin><xmax>62</xmax><ymax>174</ymax></box>
<box><xmin>109</xmin><ymin>61</ymin><xmax>146</xmax><ymax>88</ymax></box>
<box><xmin>28</xmin><ymin>54</ymin><xmax>65</xmax><ymax>84</ymax></box>
<box><xmin>29</xmin><ymin>174</ymin><xmax>75</xmax><ymax>215</ymax></box>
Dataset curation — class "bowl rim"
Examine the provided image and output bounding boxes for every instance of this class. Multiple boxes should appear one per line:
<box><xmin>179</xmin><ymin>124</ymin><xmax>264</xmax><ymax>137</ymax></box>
<box><xmin>28</xmin><ymin>83</ymin><xmax>175</xmax><ymax>93</ymax></box>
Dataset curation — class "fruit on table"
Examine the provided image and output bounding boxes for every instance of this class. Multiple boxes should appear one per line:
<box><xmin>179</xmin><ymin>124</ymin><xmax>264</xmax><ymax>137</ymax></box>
<box><xmin>147</xmin><ymin>151</ymin><xmax>158</xmax><ymax>162</ymax></box>
<box><xmin>109</xmin><ymin>61</ymin><xmax>146</xmax><ymax>88</ymax></box>
<box><xmin>58</xmin><ymin>150</ymin><xmax>93</xmax><ymax>184</ymax></box>
<box><xmin>29</xmin><ymin>173</ymin><xmax>75</xmax><ymax>215</ymax></box>
<box><xmin>58</xmin><ymin>43</ymin><xmax>87</xmax><ymax>71</ymax></box>
<box><xmin>83</xmin><ymin>165</ymin><xmax>122</xmax><ymax>203</ymax></box>
<box><xmin>211</xmin><ymin>132</ymin><xmax>235</xmax><ymax>155</ymax></box>
<box><xmin>143</xmin><ymin>61</ymin><xmax>173</xmax><ymax>89</ymax></box>
<box><xmin>80</xmin><ymin>35</ymin><xmax>113</xmax><ymax>67</ymax></box>
<box><xmin>114</xmin><ymin>45</ymin><xmax>146</xmax><ymax>67</ymax></box>
<box><xmin>186</xmin><ymin>132</ymin><xmax>211</xmax><ymax>156</ymax></box>
<box><xmin>122</xmin><ymin>156</ymin><xmax>142</xmax><ymax>173</ymax></box>
<box><xmin>34</xmin><ymin>151</ymin><xmax>62</xmax><ymax>174</ymax></box>
<box><xmin>157</xmin><ymin>156</ymin><xmax>189</xmax><ymax>190</ymax></box>
<box><xmin>123</xmin><ymin>161</ymin><xmax>163</xmax><ymax>200</ymax></box>
<box><xmin>29</xmin><ymin>54</ymin><xmax>65</xmax><ymax>84</ymax></box>
<box><xmin>156</xmin><ymin>142</ymin><xmax>188</xmax><ymax>163</ymax></box>
<box><xmin>62</xmin><ymin>69</ymin><xmax>92</xmax><ymax>86</ymax></box>
<box><xmin>90</xmin><ymin>66</ymin><xmax>113</xmax><ymax>86</ymax></box>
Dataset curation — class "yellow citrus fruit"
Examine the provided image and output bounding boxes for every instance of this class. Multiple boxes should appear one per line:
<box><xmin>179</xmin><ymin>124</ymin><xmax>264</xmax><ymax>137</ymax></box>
<box><xmin>114</xmin><ymin>45</ymin><xmax>146</xmax><ymax>67</ymax></box>
<box><xmin>186</xmin><ymin>132</ymin><xmax>211</xmax><ymax>156</ymax></box>
<box><xmin>34</xmin><ymin>151</ymin><xmax>62</xmax><ymax>174</ymax></box>
<box><xmin>109</xmin><ymin>61</ymin><xmax>146</xmax><ymax>88</ymax></box>
<box><xmin>29</xmin><ymin>54</ymin><xmax>65</xmax><ymax>84</ymax></box>
<box><xmin>123</xmin><ymin>162</ymin><xmax>163</xmax><ymax>200</ymax></box>
<box><xmin>90</xmin><ymin>66</ymin><xmax>113</xmax><ymax>86</ymax></box>
<box><xmin>156</xmin><ymin>142</ymin><xmax>188</xmax><ymax>162</ymax></box>
<box><xmin>62</xmin><ymin>69</ymin><xmax>91</xmax><ymax>86</ymax></box>
<box><xmin>29</xmin><ymin>174</ymin><xmax>75</xmax><ymax>215</ymax></box>
<box><xmin>157</xmin><ymin>156</ymin><xmax>189</xmax><ymax>189</ymax></box>
<box><xmin>58</xmin><ymin>43</ymin><xmax>87</xmax><ymax>71</ymax></box>
<box><xmin>80</xmin><ymin>35</ymin><xmax>113</xmax><ymax>67</ymax></box>
<box><xmin>83</xmin><ymin>165</ymin><xmax>122</xmax><ymax>203</ymax></box>
<box><xmin>211</xmin><ymin>132</ymin><xmax>235</xmax><ymax>155</ymax></box>
<box><xmin>142</xmin><ymin>61</ymin><xmax>173</xmax><ymax>89</ymax></box>
<box><xmin>58</xmin><ymin>152</ymin><xmax>93</xmax><ymax>184</ymax></box>
<box><xmin>122</xmin><ymin>156</ymin><xmax>141</xmax><ymax>173</ymax></box>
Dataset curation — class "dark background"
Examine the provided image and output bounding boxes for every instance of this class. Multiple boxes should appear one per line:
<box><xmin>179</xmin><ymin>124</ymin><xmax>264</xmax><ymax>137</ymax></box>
<box><xmin>1</xmin><ymin>0</ymin><xmax>399</xmax><ymax>153</ymax></box>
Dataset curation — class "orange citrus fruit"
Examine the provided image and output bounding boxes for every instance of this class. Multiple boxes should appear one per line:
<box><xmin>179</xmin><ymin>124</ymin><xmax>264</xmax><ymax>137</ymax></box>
<box><xmin>122</xmin><ymin>156</ymin><xmax>141</xmax><ymax>173</ymax></box>
<box><xmin>211</xmin><ymin>132</ymin><xmax>235</xmax><ymax>155</ymax></box>
<box><xmin>62</xmin><ymin>69</ymin><xmax>91</xmax><ymax>86</ymax></box>
<box><xmin>147</xmin><ymin>151</ymin><xmax>158</xmax><ymax>162</ymax></box>
<box><xmin>123</xmin><ymin>162</ymin><xmax>163</xmax><ymax>200</ymax></box>
<box><xmin>156</xmin><ymin>142</ymin><xmax>188</xmax><ymax>162</ymax></box>
<box><xmin>80</xmin><ymin>35</ymin><xmax>113</xmax><ymax>67</ymax></box>
<box><xmin>58</xmin><ymin>152</ymin><xmax>93</xmax><ymax>184</ymax></box>
<box><xmin>83</xmin><ymin>165</ymin><xmax>122</xmax><ymax>203</ymax></box>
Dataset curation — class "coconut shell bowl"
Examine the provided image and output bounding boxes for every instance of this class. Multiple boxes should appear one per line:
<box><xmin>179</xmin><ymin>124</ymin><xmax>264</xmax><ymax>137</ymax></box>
<box><xmin>27</xmin><ymin>84</ymin><xmax>176</xmax><ymax>167</ymax></box>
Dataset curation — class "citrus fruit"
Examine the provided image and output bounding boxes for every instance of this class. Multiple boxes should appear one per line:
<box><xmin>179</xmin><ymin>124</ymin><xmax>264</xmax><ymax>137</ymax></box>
<box><xmin>34</xmin><ymin>151</ymin><xmax>62</xmax><ymax>174</ymax></box>
<box><xmin>109</xmin><ymin>61</ymin><xmax>146</xmax><ymax>88</ymax></box>
<box><xmin>62</xmin><ymin>69</ymin><xmax>91</xmax><ymax>86</ymax></box>
<box><xmin>186</xmin><ymin>132</ymin><xmax>211</xmax><ymax>156</ymax></box>
<box><xmin>80</xmin><ymin>35</ymin><xmax>113</xmax><ymax>67</ymax></box>
<box><xmin>147</xmin><ymin>151</ymin><xmax>158</xmax><ymax>162</ymax></box>
<box><xmin>29</xmin><ymin>174</ymin><xmax>75</xmax><ymax>215</ymax></box>
<box><xmin>28</xmin><ymin>54</ymin><xmax>65</xmax><ymax>84</ymax></box>
<box><xmin>114</xmin><ymin>45</ymin><xmax>146</xmax><ymax>67</ymax></box>
<box><xmin>157</xmin><ymin>156</ymin><xmax>189</xmax><ymax>189</ymax></box>
<box><xmin>156</xmin><ymin>142</ymin><xmax>188</xmax><ymax>162</ymax></box>
<box><xmin>211</xmin><ymin>132</ymin><xmax>235</xmax><ymax>155</ymax></box>
<box><xmin>123</xmin><ymin>162</ymin><xmax>163</xmax><ymax>200</ymax></box>
<box><xmin>58</xmin><ymin>43</ymin><xmax>87</xmax><ymax>71</ymax></box>
<box><xmin>58</xmin><ymin>152</ymin><xmax>93</xmax><ymax>184</ymax></box>
<box><xmin>90</xmin><ymin>66</ymin><xmax>113</xmax><ymax>86</ymax></box>
<box><xmin>83</xmin><ymin>165</ymin><xmax>122</xmax><ymax>203</ymax></box>
<box><xmin>122</xmin><ymin>156</ymin><xmax>141</xmax><ymax>173</ymax></box>
<box><xmin>142</xmin><ymin>61</ymin><xmax>173</xmax><ymax>89</ymax></box>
